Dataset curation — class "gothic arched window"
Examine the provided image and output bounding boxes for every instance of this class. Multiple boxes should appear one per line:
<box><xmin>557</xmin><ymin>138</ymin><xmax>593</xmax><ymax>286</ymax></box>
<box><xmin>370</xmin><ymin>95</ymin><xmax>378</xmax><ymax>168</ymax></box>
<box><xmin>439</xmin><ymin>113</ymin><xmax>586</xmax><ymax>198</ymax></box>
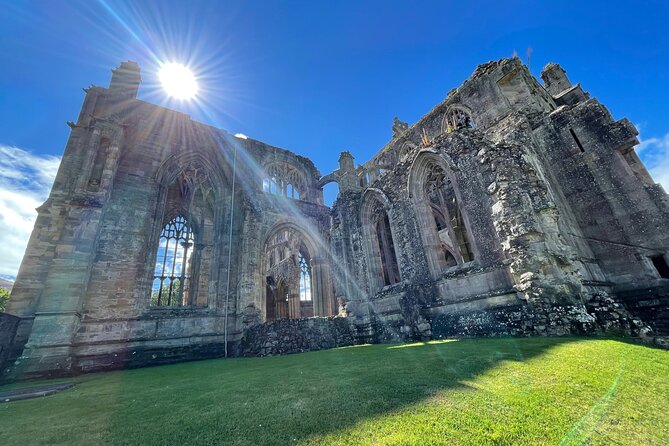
<box><xmin>361</xmin><ymin>192</ymin><xmax>402</xmax><ymax>292</ymax></box>
<box><xmin>262</xmin><ymin>163</ymin><xmax>304</xmax><ymax>200</ymax></box>
<box><xmin>424</xmin><ymin>166</ymin><xmax>473</xmax><ymax>263</ymax></box>
<box><xmin>445</xmin><ymin>108</ymin><xmax>474</xmax><ymax>132</ymax></box>
<box><xmin>298</xmin><ymin>251</ymin><xmax>312</xmax><ymax>301</ymax></box>
<box><xmin>375</xmin><ymin>212</ymin><xmax>401</xmax><ymax>286</ymax></box>
<box><xmin>152</xmin><ymin>215</ymin><xmax>195</xmax><ymax>306</ymax></box>
<box><xmin>263</xmin><ymin>227</ymin><xmax>328</xmax><ymax>321</ymax></box>
<box><xmin>398</xmin><ymin>142</ymin><xmax>416</xmax><ymax>161</ymax></box>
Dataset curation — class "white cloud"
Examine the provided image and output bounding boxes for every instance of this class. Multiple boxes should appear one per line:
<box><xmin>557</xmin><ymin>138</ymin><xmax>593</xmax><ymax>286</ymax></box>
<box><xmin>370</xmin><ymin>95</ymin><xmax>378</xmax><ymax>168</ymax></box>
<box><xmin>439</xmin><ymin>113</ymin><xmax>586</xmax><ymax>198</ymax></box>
<box><xmin>636</xmin><ymin>131</ymin><xmax>669</xmax><ymax>191</ymax></box>
<box><xmin>0</xmin><ymin>145</ymin><xmax>61</xmax><ymax>279</ymax></box>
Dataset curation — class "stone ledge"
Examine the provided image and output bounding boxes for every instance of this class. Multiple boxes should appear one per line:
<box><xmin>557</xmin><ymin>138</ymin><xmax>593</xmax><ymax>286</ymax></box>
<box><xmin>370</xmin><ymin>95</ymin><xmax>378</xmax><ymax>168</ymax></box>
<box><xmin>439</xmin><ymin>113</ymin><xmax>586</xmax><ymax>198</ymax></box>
<box><xmin>0</xmin><ymin>382</ymin><xmax>76</xmax><ymax>403</ymax></box>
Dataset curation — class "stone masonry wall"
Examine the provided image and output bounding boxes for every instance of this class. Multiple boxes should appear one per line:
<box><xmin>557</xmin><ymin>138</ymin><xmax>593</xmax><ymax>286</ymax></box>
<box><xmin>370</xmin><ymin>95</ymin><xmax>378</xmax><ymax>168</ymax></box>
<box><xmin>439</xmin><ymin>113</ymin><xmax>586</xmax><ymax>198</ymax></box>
<box><xmin>5</xmin><ymin>57</ymin><xmax>668</xmax><ymax>378</ymax></box>
<box><xmin>241</xmin><ymin>317</ymin><xmax>357</xmax><ymax>356</ymax></box>
<box><xmin>330</xmin><ymin>57</ymin><xmax>666</xmax><ymax>344</ymax></box>
<box><xmin>0</xmin><ymin>313</ymin><xmax>19</xmax><ymax>374</ymax></box>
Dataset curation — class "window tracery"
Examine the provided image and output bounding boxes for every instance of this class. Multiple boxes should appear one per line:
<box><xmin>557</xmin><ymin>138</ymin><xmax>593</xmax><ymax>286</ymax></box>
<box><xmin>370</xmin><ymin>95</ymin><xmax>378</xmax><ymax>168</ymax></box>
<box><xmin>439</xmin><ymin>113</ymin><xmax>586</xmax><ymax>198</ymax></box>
<box><xmin>369</xmin><ymin>199</ymin><xmax>401</xmax><ymax>286</ymax></box>
<box><xmin>398</xmin><ymin>141</ymin><xmax>416</xmax><ymax>161</ymax></box>
<box><xmin>264</xmin><ymin>227</ymin><xmax>316</xmax><ymax>321</ymax></box>
<box><xmin>445</xmin><ymin>108</ymin><xmax>474</xmax><ymax>132</ymax></box>
<box><xmin>424</xmin><ymin>165</ymin><xmax>473</xmax><ymax>263</ymax></box>
<box><xmin>298</xmin><ymin>251</ymin><xmax>312</xmax><ymax>301</ymax></box>
<box><xmin>152</xmin><ymin>215</ymin><xmax>195</xmax><ymax>306</ymax></box>
<box><xmin>262</xmin><ymin>162</ymin><xmax>305</xmax><ymax>199</ymax></box>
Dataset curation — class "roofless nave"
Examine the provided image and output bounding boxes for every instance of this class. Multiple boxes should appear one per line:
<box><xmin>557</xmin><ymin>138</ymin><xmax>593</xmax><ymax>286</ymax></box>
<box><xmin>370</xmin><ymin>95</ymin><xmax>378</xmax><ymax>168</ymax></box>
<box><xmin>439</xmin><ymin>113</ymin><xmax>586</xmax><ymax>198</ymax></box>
<box><xmin>2</xmin><ymin>58</ymin><xmax>668</xmax><ymax>378</ymax></box>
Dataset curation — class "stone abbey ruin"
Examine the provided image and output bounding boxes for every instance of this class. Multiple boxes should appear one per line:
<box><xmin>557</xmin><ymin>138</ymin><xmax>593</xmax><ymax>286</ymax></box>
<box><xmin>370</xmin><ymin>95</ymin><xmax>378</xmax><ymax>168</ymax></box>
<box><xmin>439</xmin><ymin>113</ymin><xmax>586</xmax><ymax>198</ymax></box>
<box><xmin>2</xmin><ymin>58</ymin><xmax>668</xmax><ymax>378</ymax></box>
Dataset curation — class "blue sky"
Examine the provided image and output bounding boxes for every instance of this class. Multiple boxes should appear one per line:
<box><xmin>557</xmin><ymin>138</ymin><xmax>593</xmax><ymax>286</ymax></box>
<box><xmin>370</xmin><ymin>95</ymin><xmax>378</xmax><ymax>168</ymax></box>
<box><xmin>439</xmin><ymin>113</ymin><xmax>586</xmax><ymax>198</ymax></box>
<box><xmin>0</xmin><ymin>0</ymin><xmax>668</xmax><ymax>278</ymax></box>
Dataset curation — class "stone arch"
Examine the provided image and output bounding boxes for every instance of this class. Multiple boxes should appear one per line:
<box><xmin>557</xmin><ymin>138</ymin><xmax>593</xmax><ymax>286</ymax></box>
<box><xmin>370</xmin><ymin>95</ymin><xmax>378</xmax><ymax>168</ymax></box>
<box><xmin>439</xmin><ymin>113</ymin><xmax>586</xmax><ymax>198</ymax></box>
<box><xmin>442</xmin><ymin>105</ymin><xmax>475</xmax><ymax>133</ymax></box>
<box><xmin>260</xmin><ymin>221</ymin><xmax>334</xmax><ymax>321</ymax></box>
<box><xmin>360</xmin><ymin>188</ymin><xmax>402</xmax><ymax>293</ymax></box>
<box><xmin>398</xmin><ymin>141</ymin><xmax>418</xmax><ymax>161</ymax></box>
<box><xmin>147</xmin><ymin>152</ymin><xmax>227</xmax><ymax>309</ymax></box>
<box><xmin>408</xmin><ymin>151</ymin><xmax>476</xmax><ymax>278</ymax></box>
<box><xmin>156</xmin><ymin>151</ymin><xmax>228</xmax><ymax>192</ymax></box>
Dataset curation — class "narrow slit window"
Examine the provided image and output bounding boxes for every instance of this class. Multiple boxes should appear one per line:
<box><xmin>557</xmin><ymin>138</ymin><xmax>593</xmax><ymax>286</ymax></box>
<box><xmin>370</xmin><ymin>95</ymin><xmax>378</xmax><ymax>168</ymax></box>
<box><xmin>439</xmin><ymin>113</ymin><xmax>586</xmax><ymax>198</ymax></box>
<box><xmin>299</xmin><ymin>252</ymin><xmax>312</xmax><ymax>301</ymax></box>
<box><xmin>569</xmin><ymin>128</ymin><xmax>585</xmax><ymax>153</ymax></box>
<box><xmin>88</xmin><ymin>138</ymin><xmax>110</xmax><ymax>189</ymax></box>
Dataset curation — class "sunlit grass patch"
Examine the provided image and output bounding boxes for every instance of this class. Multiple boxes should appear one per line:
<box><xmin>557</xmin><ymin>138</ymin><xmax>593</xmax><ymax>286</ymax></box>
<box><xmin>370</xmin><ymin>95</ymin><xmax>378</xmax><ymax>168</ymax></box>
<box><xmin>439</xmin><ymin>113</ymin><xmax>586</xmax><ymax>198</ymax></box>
<box><xmin>386</xmin><ymin>339</ymin><xmax>458</xmax><ymax>349</ymax></box>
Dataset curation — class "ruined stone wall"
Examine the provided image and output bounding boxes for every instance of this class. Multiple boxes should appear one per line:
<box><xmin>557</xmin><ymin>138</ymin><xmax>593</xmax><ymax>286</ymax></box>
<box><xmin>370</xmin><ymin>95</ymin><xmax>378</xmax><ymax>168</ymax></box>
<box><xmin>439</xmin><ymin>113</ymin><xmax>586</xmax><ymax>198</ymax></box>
<box><xmin>332</xmin><ymin>57</ymin><xmax>668</xmax><ymax>342</ymax></box>
<box><xmin>4</xmin><ymin>57</ymin><xmax>668</xmax><ymax>378</ymax></box>
<box><xmin>4</xmin><ymin>62</ymin><xmax>335</xmax><ymax>378</ymax></box>
<box><xmin>241</xmin><ymin>316</ymin><xmax>357</xmax><ymax>356</ymax></box>
<box><xmin>532</xmin><ymin>103</ymin><xmax>669</xmax><ymax>287</ymax></box>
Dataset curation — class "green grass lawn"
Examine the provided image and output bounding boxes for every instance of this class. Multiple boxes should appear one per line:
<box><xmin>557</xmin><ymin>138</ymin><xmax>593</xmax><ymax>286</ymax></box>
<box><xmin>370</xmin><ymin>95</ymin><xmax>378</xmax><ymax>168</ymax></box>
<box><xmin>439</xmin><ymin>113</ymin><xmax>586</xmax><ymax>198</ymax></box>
<box><xmin>0</xmin><ymin>337</ymin><xmax>667</xmax><ymax>445</ymax></box>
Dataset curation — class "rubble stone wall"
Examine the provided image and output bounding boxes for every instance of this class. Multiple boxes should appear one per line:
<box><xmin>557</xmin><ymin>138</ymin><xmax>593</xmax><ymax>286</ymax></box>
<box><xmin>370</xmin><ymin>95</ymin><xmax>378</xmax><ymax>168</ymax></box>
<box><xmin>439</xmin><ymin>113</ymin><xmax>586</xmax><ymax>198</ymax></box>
<box><xmin>331</xmin><ymin>57</ymin><xmax>668</xmax><ymax>343</ymax></box>
<box><xmin>241</xmin><ymin>317</ymin><xmax>357</xmax><ymax>356</ymax></box>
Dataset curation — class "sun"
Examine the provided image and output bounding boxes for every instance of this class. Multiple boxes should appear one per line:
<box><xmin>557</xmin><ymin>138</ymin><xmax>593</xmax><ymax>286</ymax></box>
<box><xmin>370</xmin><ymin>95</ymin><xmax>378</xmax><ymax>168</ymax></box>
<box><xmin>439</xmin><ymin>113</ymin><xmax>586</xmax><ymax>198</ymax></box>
<box><xmin>159</xmin><ymin>62</ymin><xmax>198</xmax><ymax>100</ymax></box>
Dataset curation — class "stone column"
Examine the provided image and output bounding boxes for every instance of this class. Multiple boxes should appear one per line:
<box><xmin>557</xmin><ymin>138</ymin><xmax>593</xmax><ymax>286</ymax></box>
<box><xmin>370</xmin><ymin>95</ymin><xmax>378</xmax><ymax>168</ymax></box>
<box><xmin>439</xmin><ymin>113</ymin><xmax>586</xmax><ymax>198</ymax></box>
<box><xmin>288</xmin><ymin>292</ymin><xmax>300</xmax><ymax>319</ymax></box>
<box><xmin>312</xmin><ymin>257</ymin><xmax>334</xmax><ymax>316</ymax></box>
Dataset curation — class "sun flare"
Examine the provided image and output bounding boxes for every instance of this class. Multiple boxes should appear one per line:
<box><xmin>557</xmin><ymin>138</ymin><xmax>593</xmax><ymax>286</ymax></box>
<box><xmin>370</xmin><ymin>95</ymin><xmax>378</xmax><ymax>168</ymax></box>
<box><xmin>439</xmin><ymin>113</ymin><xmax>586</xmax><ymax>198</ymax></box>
<box><xmin>159</xmin><ymin>62</ymin><xmax>198</xmax><ymax>100</ymax></box>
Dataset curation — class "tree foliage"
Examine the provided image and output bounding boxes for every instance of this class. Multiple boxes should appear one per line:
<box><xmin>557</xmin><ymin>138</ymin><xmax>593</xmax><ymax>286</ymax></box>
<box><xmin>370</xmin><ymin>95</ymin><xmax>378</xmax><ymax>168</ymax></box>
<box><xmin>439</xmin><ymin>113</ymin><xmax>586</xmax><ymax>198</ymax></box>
<box><xmin>0</xmin><ymin>288</ymin><xmax>9</xmax><ymax>312</ymax></box>
<box><xmin>151</xmin><ymin>279</ymin><xmax>184</xmax><ymax>306</ymax></box>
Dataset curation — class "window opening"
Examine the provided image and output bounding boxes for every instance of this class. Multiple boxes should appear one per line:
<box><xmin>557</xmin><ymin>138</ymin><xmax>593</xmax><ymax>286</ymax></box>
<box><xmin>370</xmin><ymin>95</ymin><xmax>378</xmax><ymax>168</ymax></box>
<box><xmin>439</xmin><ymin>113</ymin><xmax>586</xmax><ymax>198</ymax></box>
<box><xmin>299</xmin><ymin>251</ymin><xmax>312</xmax><ymax>301</ymax></box>
<box><xmin>444</xmin><ymin>250</ymin><xmax>458</xmax><ymax>268</ymax></box>
<box><xmin>425</xmin><ymin>168</ymin><xmax>473</xmax><ymax>263</ymax></box>
<box><xmin>445</xmin><ymin>108</ymin><xmax>474</xmax><ymax>132</ymax></box>
<box><xmin>375</xmin><ymin>213</ymin><xmax>401</xmax><ymax>286</ymax></box>
<box><xmin>433</xmin><ymin>209</ymin><xmax>447</xmax><ymax>232</ymax></box>
<box><xmin>262</xmin><ymin>163</ymin><xmax>305</xmax><ymax>200</ymax></box>
<box><xmin>650</xmin><ymin>255</ymin><xmax>669</xmax><ymax>279</ymax></box>
<box><xmin>152</xmin><ymin>215</ymin><xmax>195</xmax><ymax>306</ymax></box>
<box><xmin>360</xmin><ymin>172</ymin><xmax>371</xmax><ymax>187</ymax></box>
<box><xmin>88</xmin><ymin>138</ymin><xmax>110</xmax><ymax>189</ymax></box>
<box><xmin>569</xmin><ymin>128</ymin><xmax>585</xmax><ymax>153</ymax></box>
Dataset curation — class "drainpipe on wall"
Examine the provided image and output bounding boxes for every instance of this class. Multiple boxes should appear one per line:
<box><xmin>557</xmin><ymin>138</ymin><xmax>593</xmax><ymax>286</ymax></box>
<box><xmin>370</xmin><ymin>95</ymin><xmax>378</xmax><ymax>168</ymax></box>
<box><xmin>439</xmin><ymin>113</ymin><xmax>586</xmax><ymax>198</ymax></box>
<box><xmin>224</xmin><ymin>139</ymin><xmax>238</xmax><ymax>358</ymax></box>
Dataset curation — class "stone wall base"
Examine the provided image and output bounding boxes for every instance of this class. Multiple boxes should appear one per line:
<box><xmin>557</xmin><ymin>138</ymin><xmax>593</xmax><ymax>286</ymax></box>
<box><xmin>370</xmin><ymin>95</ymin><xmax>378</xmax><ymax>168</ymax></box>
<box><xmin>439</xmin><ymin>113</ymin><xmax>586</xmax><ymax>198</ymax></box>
<box><xmin>241</xmin><ymin>316</ymin><xmax>357</xmax><ymax>356</ymax></box>
<box><xmin>614</xmin><ymin>284</ymin><xmax>669</xmax><ymax>336</ymax></box>
<box><xmin>2</xmin><ymin>340</ymin><xmax>238</xmax><ymax>382</ymax></box>
<box><xmin>0</xmin><ymin>313</ymin><xmax>20</xmax><ymax>376</ymax></box>
<box><xmin>360</xmin><ymin>293</ymin><xmax>649</xmax><ymax>341</ymax></box>
<box><xmin>3</xmin><ymin>291</ymin><xmax>662</xmax><ymax>382</ymax></box>
<box><xmin>75</xmin><ymin>341</ymin><xmax>235</xmax><ymax>374</ymax></box>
